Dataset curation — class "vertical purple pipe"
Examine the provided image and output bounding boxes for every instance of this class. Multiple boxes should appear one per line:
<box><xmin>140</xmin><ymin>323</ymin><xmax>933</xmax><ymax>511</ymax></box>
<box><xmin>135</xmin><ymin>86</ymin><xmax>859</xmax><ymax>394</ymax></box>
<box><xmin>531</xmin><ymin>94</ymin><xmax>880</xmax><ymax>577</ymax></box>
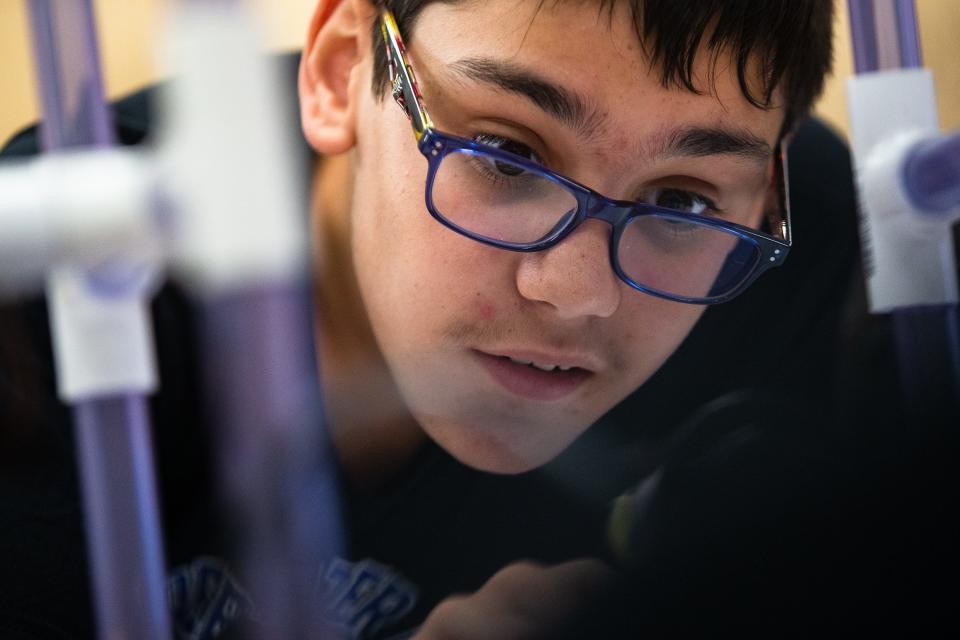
<box><xmin>26</xmin><ymin>0</ymin><xmax>113</xmax><ymax>149</ymax></box>
<box><xmin>848</xmin><ymin>0</ymin><xmax>922</xmax><ymax>73</ymax></box>
<box><xmin>848</xmin><ymin>0</ymin><xmax>879</xmax><ymax>74</ymax></box>
<box><xmin>200</xmin><ymin>280</ymin><xmax>343</xmax><ymax>639</ymax></box>
<box><xmin>26</xmin><ymin>1</ymin><xmax>171</xmax><ymax>638</ymax></box>
<box><xmin>893</xmin><ymin>0</ymin><xmax>922</xmax><ymax>69</ymax></box>
<box><xmin>75</xmin><ymin>398</ymin><xmax>172</xmax><ymax>639</ymax></box>
<box><xmin>893</xmin><ymin>306</ymin><xmax>960</xmax><ymax>424</ymax></box>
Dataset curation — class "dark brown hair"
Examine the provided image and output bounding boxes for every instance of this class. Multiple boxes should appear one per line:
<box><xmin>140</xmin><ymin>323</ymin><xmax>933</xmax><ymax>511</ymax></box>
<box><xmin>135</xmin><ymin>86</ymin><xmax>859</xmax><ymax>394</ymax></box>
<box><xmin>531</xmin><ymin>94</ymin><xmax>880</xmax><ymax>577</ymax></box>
<box><xmin>370</xmin><ymin>0</ymin><xmax>834</xmax><ymax>133</ymax></box>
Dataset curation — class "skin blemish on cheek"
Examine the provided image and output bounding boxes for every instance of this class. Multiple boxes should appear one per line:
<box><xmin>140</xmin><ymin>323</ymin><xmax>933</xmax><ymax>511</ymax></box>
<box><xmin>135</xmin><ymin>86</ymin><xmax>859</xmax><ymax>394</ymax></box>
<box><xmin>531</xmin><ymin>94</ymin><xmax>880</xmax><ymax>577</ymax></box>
<box><xmin>475</xmin><ymin>294</ymin><xmax>497</xmax><ymax>321</ymax></box>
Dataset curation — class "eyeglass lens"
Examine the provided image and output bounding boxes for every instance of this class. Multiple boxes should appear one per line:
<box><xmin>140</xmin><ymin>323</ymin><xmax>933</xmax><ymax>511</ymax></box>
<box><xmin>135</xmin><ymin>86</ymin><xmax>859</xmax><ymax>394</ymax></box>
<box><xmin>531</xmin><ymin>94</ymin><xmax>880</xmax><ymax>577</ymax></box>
<box><xmin>432</xmin><ymin>148</ymin><xmax>579</xmax><ymax>244</ymax></box>
<box><xmin>431</xmin><ymin>147</ymin><xmax>762</xmax><ymax>300</ymax></box>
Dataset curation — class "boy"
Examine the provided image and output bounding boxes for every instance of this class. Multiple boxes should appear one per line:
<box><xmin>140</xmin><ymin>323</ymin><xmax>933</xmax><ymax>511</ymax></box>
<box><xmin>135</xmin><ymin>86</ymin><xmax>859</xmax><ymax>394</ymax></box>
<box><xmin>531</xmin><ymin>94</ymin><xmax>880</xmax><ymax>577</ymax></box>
<box><xmin>1</xmin><ymin>0</ymin><xmax>841</xmax><ymax>638</ymax></box>
<box><xmin>308</xmin><ymin>0</ymin><xmax>834</xmax><ymax>636</ymax></box>
<box><xmin>300</xmin><ymin>2</ymin><xmax>831</xmax><ymax>634</ymax></box>
<box><xmin>303</xmin><ymin>0</ymin><xmax>826</xmax><ymax>481</ymax></box>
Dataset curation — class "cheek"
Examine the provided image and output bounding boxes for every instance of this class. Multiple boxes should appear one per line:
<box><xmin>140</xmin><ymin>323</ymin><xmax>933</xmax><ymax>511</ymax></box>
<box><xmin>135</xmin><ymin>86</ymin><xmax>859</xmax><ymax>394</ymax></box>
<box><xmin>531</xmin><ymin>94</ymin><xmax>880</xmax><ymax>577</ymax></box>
<box><xmin>352</xmin><ymin>107</ymin><xmax>519</xmax><ymax>334</ymax></box>
<box><xmin>351</xmin><ymin>160</ymin><xmax>508</xmax><ymax>349</ymax></box>
<box><xmin>351</xmin><ymin>129</ymin><xmax>433</xmax><ymax>307</ymax></box>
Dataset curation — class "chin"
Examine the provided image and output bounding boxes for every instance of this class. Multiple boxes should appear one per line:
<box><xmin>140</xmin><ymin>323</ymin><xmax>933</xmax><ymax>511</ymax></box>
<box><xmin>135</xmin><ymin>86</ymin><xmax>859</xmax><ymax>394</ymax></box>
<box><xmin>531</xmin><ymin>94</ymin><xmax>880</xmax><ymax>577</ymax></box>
<box><xmin>419</xmin><ymin>412</ymin><xmax>569</xmax><ymax>475</ymax></box>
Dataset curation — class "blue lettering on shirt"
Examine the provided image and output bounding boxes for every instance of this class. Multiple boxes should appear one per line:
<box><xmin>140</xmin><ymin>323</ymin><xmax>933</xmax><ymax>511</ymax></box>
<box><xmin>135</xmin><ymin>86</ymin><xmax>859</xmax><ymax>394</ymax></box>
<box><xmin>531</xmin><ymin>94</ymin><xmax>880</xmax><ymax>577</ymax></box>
<box><xmin>324</xmin><ymin>557</ymin><xmax>418</xmax><ymax>639</ymax></box>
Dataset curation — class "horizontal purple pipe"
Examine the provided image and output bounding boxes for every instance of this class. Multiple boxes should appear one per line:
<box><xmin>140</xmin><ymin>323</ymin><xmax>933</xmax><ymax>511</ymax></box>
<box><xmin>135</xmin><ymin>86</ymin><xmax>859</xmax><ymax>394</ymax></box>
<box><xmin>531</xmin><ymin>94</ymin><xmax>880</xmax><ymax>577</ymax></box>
<box><xmin>903</xmin><ymin>131</ymin><xmax>960</xmax><ymax>214</ymax></box>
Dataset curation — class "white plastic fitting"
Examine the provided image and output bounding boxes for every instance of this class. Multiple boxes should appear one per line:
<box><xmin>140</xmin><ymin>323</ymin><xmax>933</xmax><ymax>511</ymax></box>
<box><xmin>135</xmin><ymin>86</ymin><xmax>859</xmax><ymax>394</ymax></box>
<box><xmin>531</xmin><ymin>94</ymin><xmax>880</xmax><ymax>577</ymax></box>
<box><xmin>0</xmin><ymin>150</ymin><xmax>161</xmax><ymax>294</ymax></box>
<box><xmin>48</xmin><ymin>265</ymin><xmax>159</xmax><ymax>400</ymax></box>
<box><xmin>847</xmin><ymin>68</ymin><xmax>959</xmax><ymax>312</ymax></box>
<box><xmin>0</xmin><ymin>149</ymin><xmax>161</xmax><ymax>400</ymax></box>
<box><xmin>158</xmin><ymin>2</ymin><xmax>308</xmax><ymax>296</ymax></box>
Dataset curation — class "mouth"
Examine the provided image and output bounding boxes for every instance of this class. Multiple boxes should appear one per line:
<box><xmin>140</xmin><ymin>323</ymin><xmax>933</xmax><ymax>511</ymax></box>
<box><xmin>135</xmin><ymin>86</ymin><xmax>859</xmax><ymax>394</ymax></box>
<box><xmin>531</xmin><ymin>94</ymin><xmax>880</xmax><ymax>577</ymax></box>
<box><xmin>472</xmin><ymin>349</ymin><xmax>594</xmax><ymax>401</ymax></box>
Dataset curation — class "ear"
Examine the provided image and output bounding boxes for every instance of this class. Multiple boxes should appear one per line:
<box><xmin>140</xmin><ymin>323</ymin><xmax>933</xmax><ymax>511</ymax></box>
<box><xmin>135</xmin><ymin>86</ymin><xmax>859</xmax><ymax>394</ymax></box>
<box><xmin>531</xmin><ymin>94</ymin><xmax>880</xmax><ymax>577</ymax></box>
<box><xmin>298</xmin><ymin>0</ymin><xmax>376</xmax><ymax>155</ymax></box>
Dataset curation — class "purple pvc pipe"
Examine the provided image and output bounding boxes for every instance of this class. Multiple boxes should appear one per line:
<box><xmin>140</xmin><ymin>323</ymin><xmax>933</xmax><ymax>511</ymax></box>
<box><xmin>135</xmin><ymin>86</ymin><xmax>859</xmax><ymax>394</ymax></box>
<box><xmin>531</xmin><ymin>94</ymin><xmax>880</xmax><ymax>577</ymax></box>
<box><xmin>894</xmin><ymin>0</ymin><xmax>923</xmax><ymax>68</ymax></box>
<box><xmin>200</xmin><ymin>280</ymin><xmax>343</xmax><ymax>639</ymax></box>
<box><xmin>848</xmin><ymin>1</ymin><xmax>959</xmax><ymax>418</ymax></box>
<box><xmin>848</xmin><ymin>0</ymin><xmax>879</xmax><ymax>73</ymax></box>
<box><xmin>848</xmin><ymin>0</ymin><xmax>922</xmax><ymax>74</ymax></box>
<box><xmin>75</xmin><ymin>397</ymin><xmax>173</xmax><ymax>639</ymax></box>
<box><xmin>893</xmin><ymin>307</ymin><xmax>960</xmax><ymax>423</ymax></box>
<box><xmin>903</xmin><ymin>131</ymin><xmax>960</xmax><ymax>214</ymax></box>
<box><xmin>26</xmin><ymin>1</ymin><xmax>171</xmax><ymax>638</ymax></box>
<box><xmin>26</xmin><ymin>0</ymin><xmax>114</xmax><ymax>149</ymax></box>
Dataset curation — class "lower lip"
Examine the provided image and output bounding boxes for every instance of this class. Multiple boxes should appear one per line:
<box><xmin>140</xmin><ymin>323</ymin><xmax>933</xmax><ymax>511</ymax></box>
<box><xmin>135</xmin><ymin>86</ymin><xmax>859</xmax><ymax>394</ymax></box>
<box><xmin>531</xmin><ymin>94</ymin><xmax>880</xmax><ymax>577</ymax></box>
<box><xmin>473</xmin><ymin>350</ymin><xmax>591</xmax><ymax>401</ymax></box>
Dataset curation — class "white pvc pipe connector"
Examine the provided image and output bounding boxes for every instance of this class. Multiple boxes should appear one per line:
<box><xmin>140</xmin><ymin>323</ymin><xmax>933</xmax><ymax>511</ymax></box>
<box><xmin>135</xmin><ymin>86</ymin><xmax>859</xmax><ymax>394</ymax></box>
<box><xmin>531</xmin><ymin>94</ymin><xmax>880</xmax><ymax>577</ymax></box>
<box><xmin>847</xmin><ymin>68</ymin><xmax>959</xmax><ymax>312</ymax></box>
<box><xmin>0</xmin><ymin>150</ymin><xmax>160</xmax><ymax>295</ymax></box>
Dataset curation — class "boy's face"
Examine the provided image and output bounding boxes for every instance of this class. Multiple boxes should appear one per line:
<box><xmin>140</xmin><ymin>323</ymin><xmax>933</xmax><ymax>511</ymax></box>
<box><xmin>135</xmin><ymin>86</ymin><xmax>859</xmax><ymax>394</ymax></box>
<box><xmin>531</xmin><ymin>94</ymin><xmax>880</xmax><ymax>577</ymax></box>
<box><xmin>305</xmin><ymin>0</ymin><xmax>785</xmax><ymax>473</ymax></box>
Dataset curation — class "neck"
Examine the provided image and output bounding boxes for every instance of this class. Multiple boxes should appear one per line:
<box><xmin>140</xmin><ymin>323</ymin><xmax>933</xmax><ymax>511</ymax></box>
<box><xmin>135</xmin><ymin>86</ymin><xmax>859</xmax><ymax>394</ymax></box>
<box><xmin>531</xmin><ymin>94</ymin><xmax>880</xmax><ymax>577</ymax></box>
<box><xmin>311</xmin><ymin>153</ymin><xmax>426</xmax><ymax>493</ymax></box>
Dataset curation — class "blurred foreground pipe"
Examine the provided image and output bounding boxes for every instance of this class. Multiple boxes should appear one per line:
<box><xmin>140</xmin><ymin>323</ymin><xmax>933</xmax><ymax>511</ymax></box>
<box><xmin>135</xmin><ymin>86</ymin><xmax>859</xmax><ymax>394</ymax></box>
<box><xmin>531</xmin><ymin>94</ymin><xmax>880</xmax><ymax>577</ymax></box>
<box><xmin>847</xmin><ymin>0</ymin><xmax>960</xmax><ymax>421</ymax></box>
<box><xmin>26</xmin><ymin>1</ymin><xmax>171</xmax><ymax>638</ymax></box>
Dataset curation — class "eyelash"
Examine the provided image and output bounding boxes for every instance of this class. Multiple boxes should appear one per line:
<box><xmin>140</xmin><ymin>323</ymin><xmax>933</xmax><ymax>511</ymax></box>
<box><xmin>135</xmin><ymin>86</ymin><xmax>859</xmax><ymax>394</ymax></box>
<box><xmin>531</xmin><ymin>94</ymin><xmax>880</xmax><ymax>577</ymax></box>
<box><xmin>471</xmin><ymin>132</ymin><xmax>722</xmax><ymax>216</ymax></box>
<box><xmin>473</xmin><ymin>133</ymin><xmax>543</xmax><ymax>164</ymax></box>
<box><xmin>640</xmin><ymin>188</ymin><xmax>722</xmax><ymax>217</ymax></box>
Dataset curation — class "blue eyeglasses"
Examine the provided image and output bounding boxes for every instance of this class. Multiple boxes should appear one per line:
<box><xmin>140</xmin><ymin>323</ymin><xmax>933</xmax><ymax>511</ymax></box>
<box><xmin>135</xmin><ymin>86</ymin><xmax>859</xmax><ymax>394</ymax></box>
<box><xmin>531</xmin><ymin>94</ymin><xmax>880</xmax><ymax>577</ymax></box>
<box><xmin>380</xmin><ymin>11</ymin><xmax>792</xmax><ymax>305</ymax></box>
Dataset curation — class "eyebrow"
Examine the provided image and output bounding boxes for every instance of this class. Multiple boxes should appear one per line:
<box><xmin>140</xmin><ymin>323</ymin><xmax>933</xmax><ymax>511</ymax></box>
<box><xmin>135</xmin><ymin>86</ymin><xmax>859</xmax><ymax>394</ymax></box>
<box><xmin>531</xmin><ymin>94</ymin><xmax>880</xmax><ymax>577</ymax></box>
<box><xmin>447</xmin><ymin>56</ymin><xmax>772</xmax><ymax>164</ymax></box>
<box><xmin>660</xmin><ymin>127</ymin><xmax>772</xmax><ymax>164</ymax></box>
<box><xmin>448</xmin><ymin>56</ymin><xmax>607</xmax><ymax>138</ymax></box>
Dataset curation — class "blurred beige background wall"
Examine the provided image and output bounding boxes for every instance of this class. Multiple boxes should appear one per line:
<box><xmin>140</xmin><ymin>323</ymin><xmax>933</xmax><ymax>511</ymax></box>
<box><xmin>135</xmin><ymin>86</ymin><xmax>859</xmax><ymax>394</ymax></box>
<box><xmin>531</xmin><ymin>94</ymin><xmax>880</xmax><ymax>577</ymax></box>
<box><xmin>2</xmin><ymin>0</ymin><xmax>958</xmax><ymax>145</ymax></box>
<box><xmin>0</xmin><ymin>0</ymin><xmax>317</xmax><ymax>144</ymax></box>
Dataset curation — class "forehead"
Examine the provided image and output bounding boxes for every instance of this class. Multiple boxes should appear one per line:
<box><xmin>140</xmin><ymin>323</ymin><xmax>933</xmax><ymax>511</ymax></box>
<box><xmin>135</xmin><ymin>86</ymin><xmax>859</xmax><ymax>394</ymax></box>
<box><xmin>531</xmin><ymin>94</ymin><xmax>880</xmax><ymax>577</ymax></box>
<box><xmin>409</xmin><ymin>0</ymin><xmax>784</xmax><ymax>149</ymax></box>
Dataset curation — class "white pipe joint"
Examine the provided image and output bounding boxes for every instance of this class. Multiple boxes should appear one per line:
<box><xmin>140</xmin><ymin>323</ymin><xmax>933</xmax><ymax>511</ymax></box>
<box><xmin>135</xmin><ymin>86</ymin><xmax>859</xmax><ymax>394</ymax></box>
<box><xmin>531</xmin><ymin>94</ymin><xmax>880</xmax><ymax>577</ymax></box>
<box><xmin>847</xmin><ymin>68</ymin><xmax>959</xmax><ymax>312</ymax></box>
<box><xmin>0</xmin><ymin>149</ymin><xmax>162</xmax><ymax>400</ymax></box>
<box><xmin>159</xmin><ymin>2</ymin><xmax>309</xmax><ymax>297</ymax></box>
<box><xmin>0</xmin><ymin>149</ymin><xmax>162</xmax><ymax>295</ymax></box>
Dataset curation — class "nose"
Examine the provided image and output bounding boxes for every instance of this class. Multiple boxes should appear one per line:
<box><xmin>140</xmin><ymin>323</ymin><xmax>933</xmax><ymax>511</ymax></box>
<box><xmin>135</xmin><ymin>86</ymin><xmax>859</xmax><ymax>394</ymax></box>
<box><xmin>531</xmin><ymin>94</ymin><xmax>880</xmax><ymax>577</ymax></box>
<box><xmin>515</xmin><ymin>219</ymin><xmax>622</xmax><ymax>319</ymax></box>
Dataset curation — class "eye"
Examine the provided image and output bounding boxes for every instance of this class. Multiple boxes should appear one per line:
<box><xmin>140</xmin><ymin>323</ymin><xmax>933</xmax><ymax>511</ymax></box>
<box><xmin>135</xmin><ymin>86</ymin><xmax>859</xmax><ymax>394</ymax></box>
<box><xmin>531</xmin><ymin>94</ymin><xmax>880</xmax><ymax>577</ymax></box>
<box><xmin>473</xmin><ymin>134</ymin><xmax>543</xmax><ymax>177</ymax></box>
<box><xmin>644</xmin><ymin>188</ymin><xmax>718</xmax><ymax>216</ymax></box>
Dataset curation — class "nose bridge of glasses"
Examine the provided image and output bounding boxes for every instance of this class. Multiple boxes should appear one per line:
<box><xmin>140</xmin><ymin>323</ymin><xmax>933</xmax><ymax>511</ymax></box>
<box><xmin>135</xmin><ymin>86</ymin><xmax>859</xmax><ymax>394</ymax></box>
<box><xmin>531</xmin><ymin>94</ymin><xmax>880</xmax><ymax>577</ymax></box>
<box><xmin>584</xmin><ymin>194</ymin><xmax>634</xmax><ymax>227</ymax></box>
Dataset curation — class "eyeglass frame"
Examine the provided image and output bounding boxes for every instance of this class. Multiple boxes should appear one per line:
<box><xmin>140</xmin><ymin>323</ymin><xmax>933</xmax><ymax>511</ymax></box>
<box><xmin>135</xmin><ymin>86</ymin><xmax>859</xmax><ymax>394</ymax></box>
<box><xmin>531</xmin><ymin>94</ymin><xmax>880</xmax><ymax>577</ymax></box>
<box><xmin>379</xmin><ymin>10</ymin><xmax>793</xmax><ymax>305</ymax></box>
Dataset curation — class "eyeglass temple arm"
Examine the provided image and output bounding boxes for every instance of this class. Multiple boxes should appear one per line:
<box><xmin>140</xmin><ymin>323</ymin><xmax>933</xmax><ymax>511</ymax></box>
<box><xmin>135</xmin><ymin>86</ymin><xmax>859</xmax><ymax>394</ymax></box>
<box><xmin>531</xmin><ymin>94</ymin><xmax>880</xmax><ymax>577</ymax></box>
<box><xmin>381</xmin><ymin>11</ymin><xmax>434</xmax><ymax>141</ymax></box>
<box><xmin>775</xmin><ymin>143</ymin><xmax>792</xmax><ymax>244</ymax></box>
<box><xmin>763</xmin><ymin>143</ymin><xmax>792</xmax><ymax>244</ymax></box>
